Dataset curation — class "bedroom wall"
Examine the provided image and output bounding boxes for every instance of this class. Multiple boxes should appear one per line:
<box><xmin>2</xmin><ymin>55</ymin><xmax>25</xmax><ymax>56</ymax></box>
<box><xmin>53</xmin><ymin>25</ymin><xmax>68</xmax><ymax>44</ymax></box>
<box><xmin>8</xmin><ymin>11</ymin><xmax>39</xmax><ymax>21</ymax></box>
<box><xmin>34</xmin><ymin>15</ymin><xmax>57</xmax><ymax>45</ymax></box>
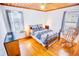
<box><xmin>46</xmin><ymin>5</ymin><xmax>79</xmax><ymax>33</ymax></box>
<box><xmin>0</xmin><ymin>5</ymin><xmax>79</xmax><ymax>56</ymax></box>
<box><xmin>0</xmin><ymin>7</ymin><xmax>7</xmax><ymax>56</ymax></box>
<box><xmin>0</xmin><ymin>6</ymin><xmax>47</xmax><ymax>56</ymax></box>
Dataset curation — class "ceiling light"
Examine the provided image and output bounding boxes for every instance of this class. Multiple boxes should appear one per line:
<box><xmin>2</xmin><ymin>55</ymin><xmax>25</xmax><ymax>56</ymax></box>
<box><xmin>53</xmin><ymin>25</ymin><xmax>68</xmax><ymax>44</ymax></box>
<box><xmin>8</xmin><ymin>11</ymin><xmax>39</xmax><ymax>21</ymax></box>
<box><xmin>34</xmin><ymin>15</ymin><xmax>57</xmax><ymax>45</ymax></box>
<box><xmin>40</xmin><ymin>3</ymin><xmax>46</xmax><ymax>10</ymax></box>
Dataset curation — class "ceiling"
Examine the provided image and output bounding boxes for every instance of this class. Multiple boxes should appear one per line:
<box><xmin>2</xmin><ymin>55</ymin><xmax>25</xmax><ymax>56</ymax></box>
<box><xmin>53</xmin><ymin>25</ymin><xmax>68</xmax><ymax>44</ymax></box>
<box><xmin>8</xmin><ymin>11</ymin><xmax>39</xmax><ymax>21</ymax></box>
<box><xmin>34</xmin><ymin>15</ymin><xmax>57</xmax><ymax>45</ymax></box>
<box><xmin>0</xmin><ymin>3</ymin><xmax>79</xmax><ymax>12</ymax></box>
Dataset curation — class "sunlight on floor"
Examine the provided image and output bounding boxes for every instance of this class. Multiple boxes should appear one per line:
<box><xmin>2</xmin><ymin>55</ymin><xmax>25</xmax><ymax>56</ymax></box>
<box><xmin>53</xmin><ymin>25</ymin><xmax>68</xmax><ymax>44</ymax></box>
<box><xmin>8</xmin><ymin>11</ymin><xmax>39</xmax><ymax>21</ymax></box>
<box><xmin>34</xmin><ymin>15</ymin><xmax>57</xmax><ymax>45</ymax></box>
<box><xmin>26</xmin><ymin>42</ymin><xmax>32</xmax><ymax>48</ymax></box>
<box><xmin>58</xmin><ymin>48</ymin><xmax>69</xmax><ymax>56</ymax></box>
<box><xmin>19</xmin><ymin>41</ymin><xmax>33</xmax><ymax>56</ymax></box>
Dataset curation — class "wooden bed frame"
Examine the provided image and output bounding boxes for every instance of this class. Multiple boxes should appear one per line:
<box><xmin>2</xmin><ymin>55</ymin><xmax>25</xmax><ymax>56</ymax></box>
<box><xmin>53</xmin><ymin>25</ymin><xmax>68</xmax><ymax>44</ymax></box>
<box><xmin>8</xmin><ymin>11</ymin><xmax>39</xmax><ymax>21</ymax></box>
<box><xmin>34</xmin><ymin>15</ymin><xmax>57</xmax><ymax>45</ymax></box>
<box><xmin>29</xmin><ymin>24</ymin><xmax>60</xmax><ymax>49</ymax></box>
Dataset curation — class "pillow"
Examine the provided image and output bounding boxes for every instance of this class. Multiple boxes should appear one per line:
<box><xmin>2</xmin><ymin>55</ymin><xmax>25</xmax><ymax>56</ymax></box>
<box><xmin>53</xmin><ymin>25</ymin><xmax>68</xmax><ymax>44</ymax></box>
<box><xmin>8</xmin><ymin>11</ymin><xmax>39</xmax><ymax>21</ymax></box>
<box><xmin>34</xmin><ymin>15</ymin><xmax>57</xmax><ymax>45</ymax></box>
<box><xmin>30</xmin><ymin>24</ymin><xmax>44</xmax><ymax>31</ymax></box>
<box><xmin>37</xmin><ymin>24</ymin><xmax>43</xmax><ymax>28</ymax></box>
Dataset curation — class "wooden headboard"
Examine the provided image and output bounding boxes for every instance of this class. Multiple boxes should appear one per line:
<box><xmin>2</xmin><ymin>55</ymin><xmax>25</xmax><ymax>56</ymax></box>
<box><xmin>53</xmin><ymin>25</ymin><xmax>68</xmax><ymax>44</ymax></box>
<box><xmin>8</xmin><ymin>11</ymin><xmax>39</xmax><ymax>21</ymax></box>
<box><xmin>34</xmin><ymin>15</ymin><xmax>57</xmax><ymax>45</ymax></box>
<box><xmin>29</xmin><ymin>24</ymin><xmax>49</xmax><ymax>30</ymax></box>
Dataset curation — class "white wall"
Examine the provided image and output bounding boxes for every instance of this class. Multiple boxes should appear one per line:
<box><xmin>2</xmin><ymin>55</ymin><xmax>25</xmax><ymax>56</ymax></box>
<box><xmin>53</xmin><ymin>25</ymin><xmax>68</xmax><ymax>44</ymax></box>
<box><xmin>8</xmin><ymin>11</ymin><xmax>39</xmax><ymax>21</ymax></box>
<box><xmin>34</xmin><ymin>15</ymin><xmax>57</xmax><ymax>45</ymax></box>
<box><xmin>2</xmin><ymin>6</ymin><xmax>47</xmax><ymax>26</ymax></box>
<box><xmin>46</xmin><ymin>5</ymin><xmax>79</xmax><ymax>33</ymax></box>
<box><xmin>0</xmin><ymin>7</ymin><xmax>7</xmax><ymax>56</ymax></box>
<box><xmin>0</xmin><ymin>5</ymin><xmax>79</xmax><ymax>56</ymax></box>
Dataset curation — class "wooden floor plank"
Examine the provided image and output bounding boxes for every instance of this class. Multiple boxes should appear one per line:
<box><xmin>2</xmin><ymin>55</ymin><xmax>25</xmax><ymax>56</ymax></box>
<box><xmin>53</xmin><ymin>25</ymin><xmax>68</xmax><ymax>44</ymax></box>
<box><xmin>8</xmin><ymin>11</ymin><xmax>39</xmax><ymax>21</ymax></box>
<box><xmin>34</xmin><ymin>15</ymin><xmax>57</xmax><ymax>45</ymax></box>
<box><xmin>19</xmin><ymin>37</ymin><xmax>79</xmax><ymax>56</ymax></box>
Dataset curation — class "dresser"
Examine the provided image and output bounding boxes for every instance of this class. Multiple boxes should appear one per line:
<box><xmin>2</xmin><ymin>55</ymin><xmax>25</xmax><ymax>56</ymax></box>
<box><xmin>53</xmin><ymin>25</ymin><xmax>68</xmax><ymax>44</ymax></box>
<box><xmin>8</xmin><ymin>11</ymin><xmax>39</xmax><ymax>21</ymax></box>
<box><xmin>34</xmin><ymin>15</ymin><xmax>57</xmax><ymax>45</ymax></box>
<box><xmin>4</xmin><ymin>32</ymin><xmax>21</xmax><ymax>56</ymax></box>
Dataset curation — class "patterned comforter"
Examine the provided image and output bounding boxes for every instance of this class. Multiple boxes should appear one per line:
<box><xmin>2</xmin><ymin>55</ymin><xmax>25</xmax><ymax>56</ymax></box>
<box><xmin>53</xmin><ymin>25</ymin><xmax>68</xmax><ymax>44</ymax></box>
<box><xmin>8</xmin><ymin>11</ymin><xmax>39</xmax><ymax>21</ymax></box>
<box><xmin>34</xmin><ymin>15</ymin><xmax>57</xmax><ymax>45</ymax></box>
<box><xmin>31</xmin><ymin>29</ymin><xmax>59</xmax><ymax>45</ymax></box>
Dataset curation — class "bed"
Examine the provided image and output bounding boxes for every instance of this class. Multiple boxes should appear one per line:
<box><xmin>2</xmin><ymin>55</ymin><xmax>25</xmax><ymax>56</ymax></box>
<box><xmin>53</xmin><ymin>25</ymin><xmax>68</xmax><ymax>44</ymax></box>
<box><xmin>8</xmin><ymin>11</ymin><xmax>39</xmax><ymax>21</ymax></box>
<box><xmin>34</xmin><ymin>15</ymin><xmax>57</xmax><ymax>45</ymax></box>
<box><xmin>29</xmin><ymin>24</ymin><xmax>59</xmax><ymax>48</ymax></box>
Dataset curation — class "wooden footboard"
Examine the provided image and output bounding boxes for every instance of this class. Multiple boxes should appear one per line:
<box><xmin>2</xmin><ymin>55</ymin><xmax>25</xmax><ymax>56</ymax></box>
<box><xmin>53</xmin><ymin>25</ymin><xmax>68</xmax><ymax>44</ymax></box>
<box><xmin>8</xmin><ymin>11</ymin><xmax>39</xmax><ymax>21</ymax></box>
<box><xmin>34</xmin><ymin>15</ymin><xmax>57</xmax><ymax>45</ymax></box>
<box><xmin>45</xmin><ymin>36</ymin><xmax>60</xmax><ymax>49</ymax></box>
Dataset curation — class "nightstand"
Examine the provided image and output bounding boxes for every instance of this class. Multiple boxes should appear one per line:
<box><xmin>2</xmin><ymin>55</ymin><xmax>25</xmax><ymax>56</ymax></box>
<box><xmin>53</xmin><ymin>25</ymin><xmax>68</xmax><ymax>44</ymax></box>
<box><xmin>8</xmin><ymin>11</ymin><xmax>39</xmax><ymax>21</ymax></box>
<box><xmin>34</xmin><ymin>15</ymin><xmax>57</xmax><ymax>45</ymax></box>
<box><xmin>4</xmin><ymin>32</ymin><xmax>20</xmax><ymax>56</ymax></box>
<box><xmin>45</xmin><ymin>25</ymin><xmax>49</xmax><ymax>29</ymax></box>
<box><xmin>4</xmin><ymin>40</ymin><xmax>20</xmax><ymax>56</ymax></box>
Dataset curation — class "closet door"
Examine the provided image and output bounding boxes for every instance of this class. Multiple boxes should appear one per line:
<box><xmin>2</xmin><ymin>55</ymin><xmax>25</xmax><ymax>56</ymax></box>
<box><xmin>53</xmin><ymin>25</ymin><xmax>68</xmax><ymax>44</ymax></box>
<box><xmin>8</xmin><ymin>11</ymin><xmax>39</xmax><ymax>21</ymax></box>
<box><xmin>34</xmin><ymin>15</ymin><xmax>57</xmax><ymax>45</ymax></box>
<box><xmin>6</xmin><ymin>10</ymin><xmax>25</xmax><ymax>40</ymax></box>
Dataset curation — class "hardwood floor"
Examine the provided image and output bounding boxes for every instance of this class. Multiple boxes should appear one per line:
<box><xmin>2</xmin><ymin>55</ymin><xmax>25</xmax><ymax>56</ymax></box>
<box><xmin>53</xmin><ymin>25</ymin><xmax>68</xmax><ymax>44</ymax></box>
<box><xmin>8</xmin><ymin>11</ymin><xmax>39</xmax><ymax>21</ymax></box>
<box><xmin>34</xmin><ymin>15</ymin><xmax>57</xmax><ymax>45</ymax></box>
<box><xmin>19</xmin><ymin>37</ymin><xmax>79</xmax><ymax>56</ymax></box>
